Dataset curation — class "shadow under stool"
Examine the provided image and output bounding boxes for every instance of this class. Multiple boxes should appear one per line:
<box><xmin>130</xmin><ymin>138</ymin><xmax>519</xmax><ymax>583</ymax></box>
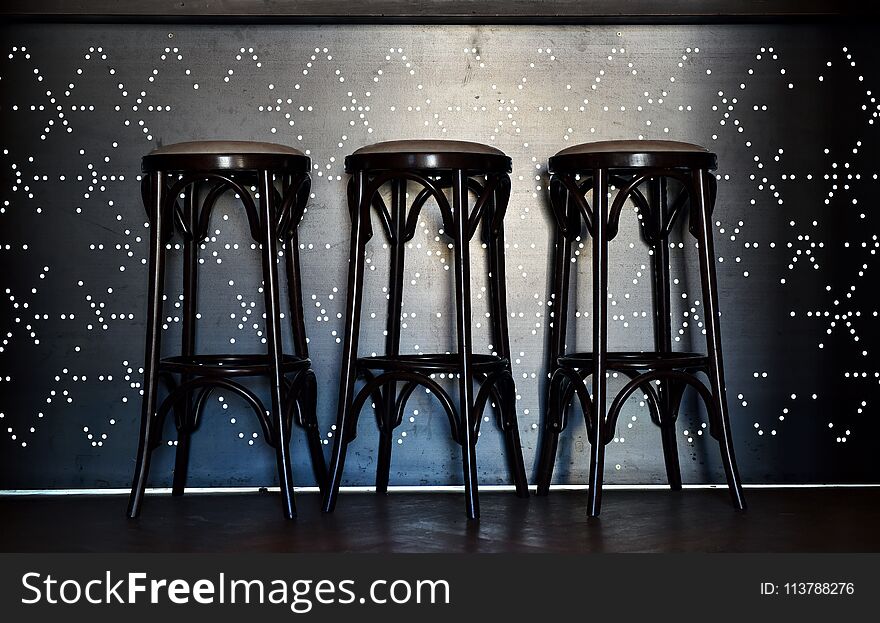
<box><xmin>322</xmin><ymin>140</ymin><xmax>530</xmax><ymax>520</ymax></box>
<box><xmin>534</xmin><ymin>140</ymin><xmax>747</xmax><ymax>517</ymax></box>
<box><xmin>128</xmin><ymin>140</ymin><xmax>327</xmax><ymax>520</ymax></box>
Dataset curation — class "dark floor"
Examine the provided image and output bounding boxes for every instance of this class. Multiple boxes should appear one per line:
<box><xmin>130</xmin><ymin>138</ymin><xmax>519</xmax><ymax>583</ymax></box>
<box><xmin>1</xmin><ymin>489</ymin><xmax>878</xmax><ymax>552</ymax></box>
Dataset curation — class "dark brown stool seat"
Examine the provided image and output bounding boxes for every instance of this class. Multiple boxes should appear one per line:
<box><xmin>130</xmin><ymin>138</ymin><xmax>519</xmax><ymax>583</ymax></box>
<box><xmin>323</xmin><ymin>139</ymin><xmax>529</xmax><ymax>520</ymax></box>
<box><xmin>550</xmin><ymin>139</ymin><xmax>716</xmax><ymax>170</ymax></box>
<box><xmin>535</xmin><ymin>139</ymin><xmax>746</xmax><ymax>517</ymax></box>
<box><xmin>346</xmin><ymin>139</ymin><xmax>510</xmax><ymax>171</ymax></box>
<box><xmin>143</xmin><ymin>140</ymin><xmax>307</xmax><ymax>171</ymax></box>
<box><xmin>127</xmin><ymin>140</ymin><xmax>326</xmax><ymax>521</ymax></box>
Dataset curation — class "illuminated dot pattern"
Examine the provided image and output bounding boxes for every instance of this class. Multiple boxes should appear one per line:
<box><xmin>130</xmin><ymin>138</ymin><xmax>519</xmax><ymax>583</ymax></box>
<box><xmin>0</xmin><ymin>24</ymin><xmax>876</xmax><ymax>487</ymax></box>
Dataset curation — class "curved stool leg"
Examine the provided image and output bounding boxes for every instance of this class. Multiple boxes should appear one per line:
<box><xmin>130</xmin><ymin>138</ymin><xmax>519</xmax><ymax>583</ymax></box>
<box><xmin>587</xmin><ymin>168</ymin><xmax>609</xmax><ymax>518</ymax></box>
<box><xmin>259</xmin><ymin>170</ymin><xmax>297</xmax><ymax>520</ymax></box>
<box><xmin>172</xmin><ymin>184</ymin><xmax>199</xmax><ymax>497</ymax></box>
<box><xmin>323</xmin><ymin>171</ymin><xmax>370</xmax><ymax>513</ymax></box>
<box><xmin>171</xmin><ymin>402</ymin><xmax>193</xmax><ymax>496</ymax></box>
<box><xmin>693</xmin><ymin>168</ymin><xmax>746</xmax><ymax>511</ymax></box>
<box><xmin>659</xmin><ymin>381</ymin><xmax>686</xmax><ymax>491</ymax></box>
<box><xmin>485</xmin><ymin>190</ymin><xmax>528</xmax><ymax>498</ymax></box>
<box><xmin>283</xmin><ymin>230</ymin><xmax>328</xmax><ymax>493</ymax></box>
<box><xmin>536</xmin><ymin>188</ymin><xmax>573</xmax><ymax>495</ymax></box>
<box><xmin>452</xmin><ymin>169</ymin><xmax>480</xmax><ymax>520</ymax></box>
<box><xmin>127</xmin><ymin>171</ymin><xmax>168</xmax><ymax>519</ymax></box>
<box><xmin>536</xmin><ymin>373</ymin><xmax>567</xmax><ymax>495</ymax></box>
<box><xmin>647</xmin><ymin>176</ymin><xmax>683</xmax><ymax>491</ymax></box>
<box><xmin>285</xmin><ymin>234</ymin><xmax>310</xmax><ymax>360</ymax></box>
<box><xmin>377</xmin><ymin>179</ymin><xmax>407</xmax><ymax>493</ymax></box>
<box><xmin>495</xmin><ymin>375</ymin><xmax>529</xmax><ymax>497</ymax></box>
<box><xmin>298</xmin><ymin>370</ymin><xmax>329</xmax><ymax>494</ymax></box>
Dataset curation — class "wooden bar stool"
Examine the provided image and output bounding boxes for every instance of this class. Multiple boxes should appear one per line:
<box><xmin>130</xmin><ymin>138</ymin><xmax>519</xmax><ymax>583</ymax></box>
<box><xmin>535</xmin><ymin>140</ymin><xmax>746</xmax><ymax>517</ymax></box>
<box><xmin>322</xmin><ymin>140</ymin><xmax>530</xmax><ymax>520</ymax></box>
<box><xmin>128</xmin><ymin>140</ymin><xmax>327</xmax><ymax>520</ymax></box>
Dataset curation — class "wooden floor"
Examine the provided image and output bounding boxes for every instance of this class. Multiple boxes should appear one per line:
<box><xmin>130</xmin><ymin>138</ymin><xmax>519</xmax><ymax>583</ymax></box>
<box><xmin>1</xmin><ymin>488</ymin><xmax>879</xmax><ymax>553</ymax></box>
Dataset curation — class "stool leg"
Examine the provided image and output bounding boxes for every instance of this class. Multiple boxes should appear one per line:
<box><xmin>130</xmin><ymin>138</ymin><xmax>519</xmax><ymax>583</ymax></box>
<box><xmin>498</xmin><ymin>375</ymin><xmax>529</xmax><ymax>497</ymax></box>
<box><xmin>452</xmin><ymin>169</ymin><xmax>480</xmax><ymax>520</ymax></box>
<box><xmin>172</xmin><ymin>184</ymin><xmax>199</xmax><ymax>497</ymax></box>
<box><xmin>285</xmin><ymin>232</ymin><xmax>310</xmax><ymax>359</ymax></box>
<box><xmin>259</xmin><ymin>170</ymin><xmax>297</xmax><ymax>520</ymax></box>
<box><xmin>648</xmin><ymin>177</ymin><xmax>682</xmax><ymax>491</ymax></box>
<box><xmin>284</xmin><ymin>234</ymin><xmax>328</xmax><ymax>492</ymax></box>
<box><xmin>323</xmin><ymin>171</ymin><xmax>370</xmax><ymax>513</ymax></box>
<box><xmin>485</xmin><ymin>185</ymin><xmax>528</xmax><ymax>498</ymax></box>
<box><xmin>377</xmin><ymin>179</ymin><xmax>407</xmax><ymax>493</ymax></box>
<box><xmin>693</xmin><ymin>168</ymin><xmax>746</xmax><ymax>511</ymax></box>
<box><xmin>587</xmin><ymin>168</ymin><xmax>609</xmax><ymax>518</ymax></box>
<box><xmin>536</xmin><ymin>368</ymin><xmax>565</xmax><ymax>495</ymax></box>
<box><xmin>536</xmin><ymin>188</ymin><xmax>573</xmax><ymax>495</ymax></box>
<box><xmin>299</xmin><ymin>369</ymin><xmax>329</xmax><ymax>494</ymax></box>
<box><xmin>127</xmin><ymin>171</ymin><xmax>168</xmax><ymax>519</ymax></box>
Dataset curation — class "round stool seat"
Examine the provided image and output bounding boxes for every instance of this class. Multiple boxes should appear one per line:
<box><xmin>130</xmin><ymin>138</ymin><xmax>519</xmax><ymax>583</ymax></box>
<box><xmin>143</xmin><ymin>140</ymin><xmax>309</xmax><ymax>173</ymax></box>
<box><xmin>346</xmin><ymin>139</ymin><xmax>510</xmax><ymax>172</ymax></box>
<box><xmin>550</xmin><ymin>139</ymin><xmax>716</xmax><ymax>172</ymax></box>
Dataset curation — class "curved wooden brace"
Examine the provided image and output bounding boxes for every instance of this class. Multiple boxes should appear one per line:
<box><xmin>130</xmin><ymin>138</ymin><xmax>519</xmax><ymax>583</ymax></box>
<box><xmin>490</xmin><ymin>173</ymin><xmax>512</xmax><ymax>234</ymax></box>
<box><xmin>665</xmin><ymin>378</ymin><xmax>689</xmax><ymax>427</ymax></box>
<box><xmin>152</xmin><ymin>377</ymin><xmax>274</xmax><ymax>449</ymax></box>
<box><xmin>293</xmin><ymin>368</ymin><xmax>320</xmax><ymax>429</ymax></box>
<box><xmin>465</xmin><ymin>175</ymin><xmax>500</xmax><ymax>241</ymax></box>
<box><xmin>604</xmin><ymin>369</ymin><xmax>717</xmax><ymax>445</ymax></box>
<box><xmin>553</xmin><ymin>173</ymin><xmax>595</xmax><ymax>238</ymax></box>
<box><xmin>141</xmin><ymin>176</ymin><xmax>174</xmax><ymax>241</ymax></box>
<box><xmin>282</xmin><ymin>368</ymin><xmax>313</xmax><ymax>432</ymax></box>
<box><xmin>165</xmin><ymin>172</ymin><xmax>262</xmax><ymax>242</ymax></box>
<box><xmin>155</xmin><ymin>371</ymin><xmax>189</xmax><ymax>429</ymax></box>
<box><xmin>345</xmin><ymin>176</ymin><xmax>373</xmax><ymax>241</ymax></box>
<box><xmin>191</xmin><ymin>385</ymin><xmax>214</xmax><ymax>432</ymax></box>
<box><xmin>548</xmin><ymin>175</ymin><xmax>585</xmax><ymax>240</ymax></box>
<box><xmin>357</xmin><ymin>171</ymin><xmax>455</xmax><ymax>241</ymax></box>
<box><xmin>355</xmin><ymin>368</ymin><xmax>390</xmax><ymax>421</ymax></box>
<box><xmin>555</xmin><ymin>168</ymin><xmax>705</xmax><ymax>244</ymax></box>
<box><xmin>142</xmin><ymin>175</ymin><xmax>188</xmax><ymax>241</ymax></box>
<box><xmin>198</xmin><ymin>180</ymin><xmax>238</xmax><ymax>240</ymax></box>
<box><xmin>280</xmin><ymin>173</ymin><xmax>312</xmax><ymax>239</ymax></box>
<box><xmin>607</xmin><ymin>173</ymin><xmax>652</xmax><ymax>240</ymax></box>
<box><xmin>686</xmin><ymin>173</ymin><xmax>718</xmax><ymax>239</ymax></box>
<box><xmin>471</xmin><ymin>369</ymin><xmax>514</xmax><ymax>436</ymax></box>
<box><xmin>465</xmin><ymin>176</ymin><xmax>486</xmax><ymax>198</ymax></box>
<box><xmin>662</xmin><ymin>184</ymin><xmax>691</xmax><ymax>239</ymax></box>
<box><xmin>616</xmin><ymin>368</ymin><xmax>663</xmax><ymax>428</ymax></box>
<box><xmin>370</xmin><ymin>190</ymin><xmax>395</xmax><ymax>243</ymax></box>
<box><xmin>392</xmin><ymin>381</ymin><xmax>420</xmax><ymax>430</ymax></box>
<box><xmin>347</xmin><ymin>371</ymin><xmax>461</xmax><ymax>444</ymax></box>
<box><xmin>549</xmin><ymin>366</ymin><xmax>595</xmax><ymax>439</ymax></box>
<box><xmin>274</xmin><ymin>173</ymin><xmax>295</xmax><ymax>236</ymax></box>
<box><xmin>404</xmin><ymin>185</ymin><xmax>436</xmax><ymax>241</ymax></box>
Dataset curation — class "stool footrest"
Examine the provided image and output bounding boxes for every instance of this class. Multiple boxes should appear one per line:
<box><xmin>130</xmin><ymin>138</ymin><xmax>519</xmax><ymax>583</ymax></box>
<box><xmin>160</xmin><ymin>353</ymin><xmax>311</xmax><ymax>377</ymax></box>
<box><xmin>357</xmin><ymin>353</ymin><xmax>507</xmax><ymax>374</ymax></box>
<box><xmin>558</xmin><ymin>351</ymin><xmax>708</xmax><ymax>370</ymax></box>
